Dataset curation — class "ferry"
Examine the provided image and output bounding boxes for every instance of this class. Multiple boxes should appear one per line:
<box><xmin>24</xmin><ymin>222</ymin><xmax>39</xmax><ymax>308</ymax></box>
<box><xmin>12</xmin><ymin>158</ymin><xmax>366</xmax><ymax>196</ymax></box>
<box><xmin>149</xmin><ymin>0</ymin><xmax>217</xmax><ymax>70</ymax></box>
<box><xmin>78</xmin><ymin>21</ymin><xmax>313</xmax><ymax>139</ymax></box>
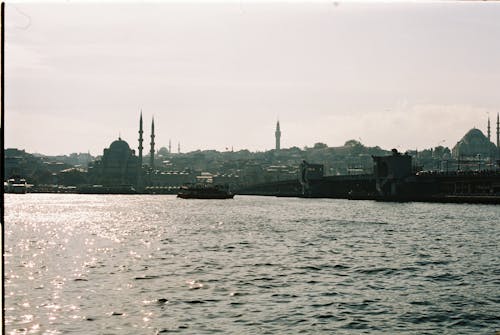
<box><xmin>177</xmin><ymin>183</ymin><xmax>234</xmax><ymax>199</ymax></box>
<box><xmin>5</xmin><ymin>177</ymin><xmax>28</xmax><ymax>194</ymax></box>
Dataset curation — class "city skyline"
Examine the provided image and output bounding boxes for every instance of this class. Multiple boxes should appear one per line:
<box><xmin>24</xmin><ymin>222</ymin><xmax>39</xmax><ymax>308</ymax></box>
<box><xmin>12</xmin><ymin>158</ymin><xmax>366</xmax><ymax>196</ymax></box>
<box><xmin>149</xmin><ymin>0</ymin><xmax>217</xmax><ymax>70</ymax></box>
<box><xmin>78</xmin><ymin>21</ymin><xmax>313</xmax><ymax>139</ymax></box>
<box><xmin>5</xmin><ymin>2</ymin><xmax>500</xmax><ymax>156</ymax></box>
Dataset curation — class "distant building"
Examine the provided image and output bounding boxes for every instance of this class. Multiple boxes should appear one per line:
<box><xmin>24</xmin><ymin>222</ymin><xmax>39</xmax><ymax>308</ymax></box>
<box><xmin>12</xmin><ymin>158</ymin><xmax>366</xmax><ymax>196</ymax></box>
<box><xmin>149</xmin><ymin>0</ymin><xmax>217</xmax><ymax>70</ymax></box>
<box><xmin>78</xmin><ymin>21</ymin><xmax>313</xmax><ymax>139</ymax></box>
<box><xmin>4</xmin><ymin>148</ymin><xmax>26</xmax><ymax>179</ymax></box>
<box><xmin>148</xmin><ymin>170</ymin><xmax>194</xmax><ymax>187</ymax></box>
<box><xmin>373</xmin><ymin>149</ymin><xmax>413</xmax><ymax>196</ymax></box>
<box><xmin>89</xmin><ymin>138</ymin><xmax>140</xmax><ymax>186</ymax></box>
<box><xmin>299</xmin><ymin>161</ymin><xmax>324</xmax><ymax>181</ymax></box>
<box><xmin>452</xmin><ymin>128</ymin><xmax>497</xmax><ymax>159</ymax></box>
<box><xmin>43</xmin><ymin>161</ymin><xmax>71</xmax><ymax>174</ymax></box>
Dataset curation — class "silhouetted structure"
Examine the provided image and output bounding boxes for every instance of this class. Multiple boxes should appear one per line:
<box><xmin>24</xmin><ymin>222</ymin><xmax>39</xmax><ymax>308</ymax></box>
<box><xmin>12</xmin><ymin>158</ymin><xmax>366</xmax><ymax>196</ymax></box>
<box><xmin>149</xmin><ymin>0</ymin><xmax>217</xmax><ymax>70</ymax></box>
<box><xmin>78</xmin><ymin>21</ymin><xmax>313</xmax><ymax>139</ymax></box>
<box><xmin>275</xmin><ymin>120</ymin><xmax>281</xmax><ymax>151</ymax></box>
<box><xmin>90</xmin><ymin>137</ymin><xmax>139</xmax><ymax>186</ymax></box>
<box><xmin>137</xmin><ymin>112</ymin><xmax>145</xmax><ymax>191</ymax></box>
<box><xmin>239</xmin><ymin>149</ymin><xmax>500</xmax><ymax>203</ymax></box>
<box><xmin>487</xmin><ymin>116</ymin><xmax>491</xmax><ymax>141</ymax></box>
<box><xmin>497</xmin><ymin>113</ymin><xmax>500</xmax><ymax>158</ymax></box>
<box><xmin>452</xmin><ymin>128</ymin><xmax>496</xmax><ymax>159</ymax></box>
<box><xmin>373</xmin><ymin>149</ymin><xmax>412</xmax><ymax>197</ymax></box>
<box><xmin>150</xmin><ymin>117</ymin><xmax>155</xmax><ymax>168</ymax></box>
<box><xmin>138</xmin><ymin>111</ymin><xmax>144</xmax><ymax>166</ymax></box>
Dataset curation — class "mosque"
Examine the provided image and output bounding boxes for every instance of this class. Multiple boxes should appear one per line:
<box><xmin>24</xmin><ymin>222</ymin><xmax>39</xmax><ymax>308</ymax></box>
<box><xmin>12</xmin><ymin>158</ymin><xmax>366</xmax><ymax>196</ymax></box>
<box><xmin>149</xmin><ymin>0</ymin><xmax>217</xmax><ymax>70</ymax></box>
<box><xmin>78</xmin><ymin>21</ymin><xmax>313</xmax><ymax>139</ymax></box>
<box><xmin>88</xmin><ymin>112</ymin><xmax>154</xmax><ymax>188</ymax></box>
<box><xmin>452</xmin><ymin>114</ymin><xmax>500</xmax><ymax>160</ymax></box>
<box><xmin>90</xmin><ymin>137</ymin><xmax>140</xmax><ymax>186</ymax></box>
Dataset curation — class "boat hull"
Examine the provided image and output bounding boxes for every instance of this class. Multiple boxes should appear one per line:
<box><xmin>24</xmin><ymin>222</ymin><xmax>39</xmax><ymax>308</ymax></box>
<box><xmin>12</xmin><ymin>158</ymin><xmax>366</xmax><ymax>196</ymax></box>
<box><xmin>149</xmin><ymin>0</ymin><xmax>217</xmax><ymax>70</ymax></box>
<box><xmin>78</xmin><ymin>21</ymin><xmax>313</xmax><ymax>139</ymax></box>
<box><xmin>177</xmin><ymin>184</ymin><xmax>234</xmax><ymax>199</ymax></box>
<box><xmin>177</xmin><ymin>193</ymin><xmax>234</xmax><ymax>199</ymax></box>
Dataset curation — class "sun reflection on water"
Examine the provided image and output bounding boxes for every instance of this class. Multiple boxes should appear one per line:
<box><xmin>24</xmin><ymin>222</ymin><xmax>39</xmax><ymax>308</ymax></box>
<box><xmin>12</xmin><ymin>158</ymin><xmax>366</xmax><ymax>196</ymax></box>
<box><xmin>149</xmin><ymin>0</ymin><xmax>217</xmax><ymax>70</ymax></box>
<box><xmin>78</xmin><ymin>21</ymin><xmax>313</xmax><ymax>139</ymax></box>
<box><xmin>4</xmin><ymin>194</ymin><xmax>500</xmax><ymax>334</ymax></box>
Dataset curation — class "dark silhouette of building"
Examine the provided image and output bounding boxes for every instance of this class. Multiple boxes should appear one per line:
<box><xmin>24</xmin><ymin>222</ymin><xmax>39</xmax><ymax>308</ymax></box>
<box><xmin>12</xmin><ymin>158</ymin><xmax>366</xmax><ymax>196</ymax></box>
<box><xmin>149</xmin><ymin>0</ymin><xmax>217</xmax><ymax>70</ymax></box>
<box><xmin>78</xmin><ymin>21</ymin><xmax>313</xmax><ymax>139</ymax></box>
<box><xmin>373</xmin><ymin>149</ymin><xmax>412</xmax><ymax>197</ymax></box>
<box><xmin>150</xmin><ymin>117</ymin><xmax>155</xmax><ymax>168</ymax></box>
<box><xmin>275</xmin><ymin>120</ymin><xmax>281</xmax><ymax>151</ymax></box>
<box><xmin>89</xmin><ymin>138</ymin><xmax>139</xmax><ymax>186</ymax></box>
<box><xmin>452</xmin><ymin>125</ymin><xmax>497</xmax><ymax>160</ymax></box>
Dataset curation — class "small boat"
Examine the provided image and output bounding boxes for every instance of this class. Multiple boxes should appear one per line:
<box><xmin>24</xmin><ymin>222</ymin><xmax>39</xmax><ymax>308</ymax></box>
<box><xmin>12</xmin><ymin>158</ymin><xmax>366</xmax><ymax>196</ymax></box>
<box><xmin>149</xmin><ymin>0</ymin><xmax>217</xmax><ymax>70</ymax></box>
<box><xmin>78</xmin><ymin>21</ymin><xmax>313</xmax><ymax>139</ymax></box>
<box><xmin>177</xmin><ymin>183</ymin><xmax>234</xmax><ymax>199</ymax></box>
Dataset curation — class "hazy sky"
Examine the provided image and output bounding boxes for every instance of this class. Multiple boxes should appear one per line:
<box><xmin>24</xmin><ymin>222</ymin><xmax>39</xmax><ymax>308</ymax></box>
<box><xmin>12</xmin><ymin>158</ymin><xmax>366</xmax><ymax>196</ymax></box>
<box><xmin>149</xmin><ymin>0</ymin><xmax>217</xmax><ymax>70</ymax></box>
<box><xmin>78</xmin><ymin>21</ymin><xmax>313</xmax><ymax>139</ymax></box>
<box><xmin>5</xmin><ymin>1</ymin><xmax>500</xmax><ymax>156</ymax></box>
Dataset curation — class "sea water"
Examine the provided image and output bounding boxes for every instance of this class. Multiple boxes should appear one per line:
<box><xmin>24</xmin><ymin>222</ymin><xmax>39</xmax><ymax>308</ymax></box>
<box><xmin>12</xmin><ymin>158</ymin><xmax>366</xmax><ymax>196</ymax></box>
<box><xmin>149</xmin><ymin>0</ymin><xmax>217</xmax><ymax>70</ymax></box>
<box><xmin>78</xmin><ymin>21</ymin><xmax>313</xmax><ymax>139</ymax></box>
<box><xmin>4</xmin><ymin>194</ymin><xmax>500</xmax><ymax>334</ymax></box>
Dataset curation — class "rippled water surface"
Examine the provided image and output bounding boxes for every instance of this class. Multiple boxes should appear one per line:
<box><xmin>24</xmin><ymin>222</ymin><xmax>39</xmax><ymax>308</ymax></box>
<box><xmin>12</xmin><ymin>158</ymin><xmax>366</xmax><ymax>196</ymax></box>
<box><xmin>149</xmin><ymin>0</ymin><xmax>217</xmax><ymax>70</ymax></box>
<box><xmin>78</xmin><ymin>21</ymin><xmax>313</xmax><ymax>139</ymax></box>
<box><xmin>4</xmin><ymin>194</ymin><xmax>500</xmax><ymax>334</ymax></box>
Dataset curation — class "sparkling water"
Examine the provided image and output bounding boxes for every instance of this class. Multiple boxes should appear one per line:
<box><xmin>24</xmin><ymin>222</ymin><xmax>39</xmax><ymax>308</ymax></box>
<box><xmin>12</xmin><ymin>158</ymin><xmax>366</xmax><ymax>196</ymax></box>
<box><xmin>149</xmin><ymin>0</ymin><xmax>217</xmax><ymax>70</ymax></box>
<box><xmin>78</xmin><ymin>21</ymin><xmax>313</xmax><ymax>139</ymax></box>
<box><xmin>4</xmin><ymin>194</ymin><xmax>500</xmax><ymax>334</ymax></box>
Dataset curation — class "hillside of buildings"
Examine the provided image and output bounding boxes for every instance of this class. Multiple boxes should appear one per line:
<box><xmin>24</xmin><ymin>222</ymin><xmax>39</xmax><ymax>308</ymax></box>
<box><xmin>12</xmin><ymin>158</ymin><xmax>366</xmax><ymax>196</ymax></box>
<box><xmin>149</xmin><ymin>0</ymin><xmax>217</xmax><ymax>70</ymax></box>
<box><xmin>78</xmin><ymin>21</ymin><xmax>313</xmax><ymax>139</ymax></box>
<box><xmin>5</xmin><ymin>139</ymin><xmax>469</xmax><ymax>190</ymax></box>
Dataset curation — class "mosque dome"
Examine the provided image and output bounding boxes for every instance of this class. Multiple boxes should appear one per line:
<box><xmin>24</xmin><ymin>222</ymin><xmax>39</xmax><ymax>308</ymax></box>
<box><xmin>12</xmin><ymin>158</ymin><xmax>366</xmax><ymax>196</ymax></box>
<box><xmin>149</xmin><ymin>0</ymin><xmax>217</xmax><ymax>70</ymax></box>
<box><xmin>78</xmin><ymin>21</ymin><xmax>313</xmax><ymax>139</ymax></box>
<box><xmin>109</xmin><ymin>138</ymin><xmax>131</xmax><ymax>152</ymax></box>
<box><xmin>452</xmin><ymin>128</ymin><xmax>496</xmax><ymax>158</ymax></box>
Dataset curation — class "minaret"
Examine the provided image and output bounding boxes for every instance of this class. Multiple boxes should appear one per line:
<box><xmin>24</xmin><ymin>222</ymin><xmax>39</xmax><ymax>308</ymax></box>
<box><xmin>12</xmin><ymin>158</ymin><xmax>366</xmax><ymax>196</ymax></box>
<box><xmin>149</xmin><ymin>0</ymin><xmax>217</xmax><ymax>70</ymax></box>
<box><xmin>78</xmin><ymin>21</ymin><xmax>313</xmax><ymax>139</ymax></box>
<box><xmin>136</xmin><ymin>112</ymin><xmax>144</xmax><ymax>192</ymax></box>
<box><xmin>487</xmin><ymin>116</ymin><xmax>491</xmax><ymax>141</ymax></box>
<box><xmin>138</xmin><ymin>111</ymin><xmax>143</xmax><ymax>166</ymax></box>
<box><xmin>497</xmin><ymin>113</ymin><xmax>499</xmax><ymax>150</ymax></box>
<box><xmin>178</xmin><ymin>142</ymin><xmax>181</xmax><ymax>154</ymax></box>
<box><xmin>168</xmin><ymin>139</ymin><xmax>172</xmax><ymax>154</ymax></box>
<box><xmin>275</xmin><ymin>120</ymin><xmax>281</xmax><ymax>151</ymax></box>
<box><xmin>150</xmin><ymin>117</ymin><xmax>155</xmax><ymax>168</ymax></box>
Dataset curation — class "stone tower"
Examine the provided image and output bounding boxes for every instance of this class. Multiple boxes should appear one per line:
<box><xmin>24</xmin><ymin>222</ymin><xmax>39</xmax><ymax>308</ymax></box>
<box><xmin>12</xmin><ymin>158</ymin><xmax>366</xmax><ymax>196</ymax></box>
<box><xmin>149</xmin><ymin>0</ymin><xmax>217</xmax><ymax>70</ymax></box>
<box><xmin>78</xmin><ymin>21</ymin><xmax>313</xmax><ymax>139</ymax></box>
<box><xmin>275</xmin><ymin>120</ymin><xmax>281</xmax><ymax>151</ymax></box>
<box><xmin>138</xmin><ymin>111</ymin><xmax>143</xmax><ymax>166</ymax></box>
<box><xmin>150</xmin><ymin>117</ymin><xmax>155</xmax><ymax>169</ymax></box>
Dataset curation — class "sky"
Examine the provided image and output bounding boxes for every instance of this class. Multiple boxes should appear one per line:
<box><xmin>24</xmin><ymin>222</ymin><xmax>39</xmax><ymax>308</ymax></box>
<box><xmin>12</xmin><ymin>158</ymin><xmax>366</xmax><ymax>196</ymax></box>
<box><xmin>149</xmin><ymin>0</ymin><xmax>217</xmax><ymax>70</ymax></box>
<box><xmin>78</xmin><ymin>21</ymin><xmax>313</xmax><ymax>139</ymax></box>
<box><xmin>5</xmin><ymin>1</ymin><xmax>500</xmax><ymax>156</ymax></box>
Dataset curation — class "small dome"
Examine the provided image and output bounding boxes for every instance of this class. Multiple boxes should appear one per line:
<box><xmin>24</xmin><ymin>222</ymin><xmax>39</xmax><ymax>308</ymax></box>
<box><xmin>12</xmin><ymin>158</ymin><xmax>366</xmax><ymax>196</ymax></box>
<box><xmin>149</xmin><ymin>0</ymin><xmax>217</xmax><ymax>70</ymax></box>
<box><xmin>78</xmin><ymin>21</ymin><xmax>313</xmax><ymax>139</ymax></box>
<box><xmin>109</xmin><ymin>138</ymin><xmax>131</xmax><ymax>152</ymax></box>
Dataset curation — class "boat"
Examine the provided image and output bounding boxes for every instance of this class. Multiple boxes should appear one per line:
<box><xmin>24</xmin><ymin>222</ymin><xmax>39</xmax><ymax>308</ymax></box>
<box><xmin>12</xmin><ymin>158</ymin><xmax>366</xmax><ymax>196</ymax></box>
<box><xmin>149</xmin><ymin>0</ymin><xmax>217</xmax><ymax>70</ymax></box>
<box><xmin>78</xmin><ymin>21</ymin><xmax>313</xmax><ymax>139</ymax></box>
<box><xmin>177</xmin><ymin>183</ymin><xmax>234</xmax><ymax>199</ymax></box>
<box><xmin>5</xmin><ymin>177</ymin><xmax>28</xmax><ymax>194</ymax></box>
